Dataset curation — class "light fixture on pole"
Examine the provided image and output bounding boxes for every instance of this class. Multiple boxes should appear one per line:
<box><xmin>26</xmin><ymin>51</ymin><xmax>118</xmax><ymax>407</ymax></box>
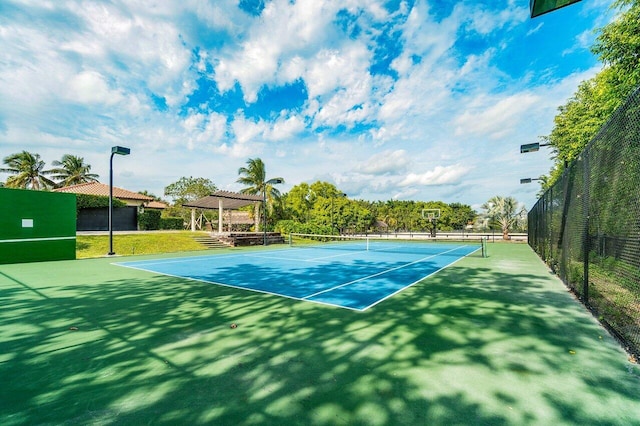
<box><xmin>520</xmin><ymin>142</ymin><xmax>550</xmax><ymax>154</ymax></box>
<box><xmin>263</xmin><ymin>178</ymin><xmax>284</xmax><ymax>246</ymax></box>
<box><xmin>520</xmin><ymin>178</ymin><xmax>541</xmax><ymax>184</ymax></box>
<box><xmin>108</xmin><ymin>146</ymin><xmax>130</xmax><ymax>255</ymax></box>
<box><xmin>530</xmin><ymin>0</ymin><xmax>581</xmax><ymax>19</ymax></box>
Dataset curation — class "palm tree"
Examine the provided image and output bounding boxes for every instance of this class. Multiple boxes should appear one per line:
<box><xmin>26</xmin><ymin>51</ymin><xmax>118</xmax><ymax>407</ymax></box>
<box><xmin>1</xmin><ymin>151</ymin><xmax>55</xmax><ymax>190</ymax></box>
<box><xmin>481</xmin><ymin>195</ymin><xmax>520</xmax><ymax>240</ymax></box>
<box><xmin>237</xmin><ymin>158</ymin><xmax>284</xmax><ymax>230</ymax></box>
<box><xmin>50</xmin><ymin>154</ymin><xmax>99</xmax><ymax>187</ymax></box>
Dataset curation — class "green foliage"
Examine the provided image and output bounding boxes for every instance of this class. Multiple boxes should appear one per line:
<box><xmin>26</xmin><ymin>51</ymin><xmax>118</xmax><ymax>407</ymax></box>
<box><xmin>481</xmin><ymin>196</ymin><xmax>520</xmax><ymax>239</ymax></box>
<box><xmin>279</xmin><ymin>182</ymin><xmax>478</xmax><ymax>235</ymax></box>
<box><xmin>284</xmin><ymin>182</ymin><xmax>314</xmax><ymax>221</ymax></box>
<box><xmin>1</xmin><ymin>151</ymin><xmax>56</xmax><ymax>190</ymax></box>
<box><xmin>592</xmin><ymin>0</ymin><xmax>640</xmax><ymax>94</ymax></box>
<box><xmin>76</xmin><ymin>194</ymin><xmax>126</xmax><ymax>211</ymax></box>
<box><xmin>163</xmin><ymin>176</ymin><xmax>218</xmax><ymax>226</ymax></box>
<box><xmin>160</xmin><ymin>217</ymin><xmax>184</xmax><ymax>230</ymax></box>
<box><xmin>274</xmin><ymin>220</ymin><xmax>335</xmax><ymax>236</ymax></box>
<box><xmin>50</xmin><ymin>154</ymin><xmax>99</xmax><ymax>187</ymax></box>
<box><xmin>237</xmin><ymin>158</ymin><xmax>284</xmax><ymax>230</ymax></box>
<box><xmin>544</xmin><ymin>1</ymin><xmax>640</xmax><ymax>188</ymax></box>
<box><xmin>569</xmin><ymin>261</ymin><xmax>585</xmax><ymax>288</ymax></box>
<box><xmin>164</xmin><ymin>176</ymin><xmax>217</xmax><ymax>205</ymax></box>
<box><xmin>138</xmin><ymin>209</ymin><xmax>161</xmax><ymax>230</ymax></box>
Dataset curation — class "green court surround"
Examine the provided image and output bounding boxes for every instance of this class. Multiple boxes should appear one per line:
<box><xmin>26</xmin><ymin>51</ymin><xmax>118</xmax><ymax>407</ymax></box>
<box><xmin>1</xmin><ymin>243</ymin><xmax>639</xmax><ymax>425</ymax></box>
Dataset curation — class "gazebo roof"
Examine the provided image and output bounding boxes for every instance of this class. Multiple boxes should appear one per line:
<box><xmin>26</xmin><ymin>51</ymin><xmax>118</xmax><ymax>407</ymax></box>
<box><xmin>183</xmin><ymin>190</ymin><xmax>262</xmax><ymax>210</ymax></box>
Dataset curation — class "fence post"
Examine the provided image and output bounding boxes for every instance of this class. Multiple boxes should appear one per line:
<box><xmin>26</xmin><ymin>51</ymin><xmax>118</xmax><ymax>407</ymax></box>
<box><xmin>582</xmin><ymin>154</ymin><xmax>590</xmax><ymax>304</ymax></box>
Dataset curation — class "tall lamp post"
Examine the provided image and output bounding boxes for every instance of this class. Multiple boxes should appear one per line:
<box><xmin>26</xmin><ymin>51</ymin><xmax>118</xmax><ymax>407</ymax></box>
<box><xmin>108</xmin><ymin>146</ymin><xmax>130</xmax><ymax>255</ymax></box>
<box><xmin>263</xmin><ymin>178</ymin><xmax>284</xmax><ymax>246</ymax></box>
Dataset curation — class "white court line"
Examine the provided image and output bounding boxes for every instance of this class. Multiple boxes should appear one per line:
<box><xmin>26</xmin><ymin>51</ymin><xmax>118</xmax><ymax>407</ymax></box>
<box><xmin>114</xmin><ymin>243</ymin><xmax>480</xmax><ymax>312</ymax></box>
<box><xmin>0</xmin><ymin>236</ymin><xmax>76</xmax><ymax>243</ymax></box>
<box><xmin>113</xmin><ymin>251</ymin><xmax>269</xmax><ymax>267</ymax></box>
<box><xmin>302</xmin><ymin>245</ymin><xmax>467</xmax><ymax>300</ymax></box>
<box><xmin>244</xmin><ymin>249</ymin><xmax>365</xmax><ymax>263</ymax></box>
<box><xmin>361</xmin><ymin>245</ymin><xmax>480</xmax><ymax>311</ymax></box>
<box><xmin>116</xmin><ymin>263</ymin><xmax>365</xmax><ymax>312</ymax></box>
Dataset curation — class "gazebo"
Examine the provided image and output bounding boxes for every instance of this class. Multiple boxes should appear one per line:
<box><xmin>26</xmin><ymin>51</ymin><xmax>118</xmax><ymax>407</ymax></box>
<box><xmin>182</xmin><ymin>190</ymin><xmax>263</xmax><ymax>233</ymax></box>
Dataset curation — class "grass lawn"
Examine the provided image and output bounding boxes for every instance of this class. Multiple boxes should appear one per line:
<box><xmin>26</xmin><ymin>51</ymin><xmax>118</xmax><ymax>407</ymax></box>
<box><xmin>1</xmin><ymin>243</ymin><xmax>639</xmax><ymax>425</ymax></box>
<box><xmin>76</xmin><ymin>231</ymin><xmax>211</xmax><ymax>258</ymax></box>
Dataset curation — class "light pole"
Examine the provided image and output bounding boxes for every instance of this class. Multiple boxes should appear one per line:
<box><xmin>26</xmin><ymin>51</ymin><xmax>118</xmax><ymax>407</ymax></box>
<box><xmin>263</xmin><ymin>178</ymin><xmax>284</xmax><ymax>246</ymax></box>
<box><xmin>108</xmin><ymin>146</ymin><xmax>130</xmax><ymax>255</ymax></box>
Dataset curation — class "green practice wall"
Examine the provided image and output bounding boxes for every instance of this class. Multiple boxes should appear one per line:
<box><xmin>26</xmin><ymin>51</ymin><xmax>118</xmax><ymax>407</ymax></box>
<box><xmin>0</xmin><ymin>188</ymin><xmax>76</xmax><ymax>264</ymax></box>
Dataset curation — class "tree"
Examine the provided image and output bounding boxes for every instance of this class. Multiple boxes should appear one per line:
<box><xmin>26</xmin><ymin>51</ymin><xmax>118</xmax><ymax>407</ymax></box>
<box><xmin>164</xmin><ymin>176</ymin><xmax>217</xmax><ymax>205</ymax></box>
<box><xmin>543</xmin><ymin>0</ymin><xmax>640</xmax><ymax>188</ymax></box>
<box><xmin>283</xmin><ymin>182</ymin><xmax>314</xmax><ymax>222</ymax></box>
<box><xmin>449</xmin><ymin>202</ymin><xmax>477</xmax><ymax>230</ymax></box>
<box><xmin>49</xmin><ymin>154</ymin><xmax>99</xmax><ymax>187</ymax></box>
<box><xmin>592</xmin><ymin>0</ymin><xmax>640</xmax><ymax>97</ymax></box>
<box><xmin>237</xmin><ymin>158</ymin><xmax>284</xmax><ymax>230</ymax></box>
<box><xmin>481</xmin><ymin>196</ymin><xmax>521</xmax><ymax>240</ymax></box>
<box><xmin>1</xmin><ymin>151</ymin><xmax>55</xmax><ymax>190</ymax></box>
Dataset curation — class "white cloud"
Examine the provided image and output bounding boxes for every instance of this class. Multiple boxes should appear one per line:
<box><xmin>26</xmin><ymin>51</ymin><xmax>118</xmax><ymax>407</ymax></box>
<box><xmin>452</xmin><ymin>93</ymin><xmax>540</xmax><ymax>139</ymax></box>
<box><xmin>465</xmin><ymin>2</ymin><xmax>527</xmax><ymax>35</ymax></box>
<box><xmin>0</xmin><ymin>0</ymin><xmax>612</xmax><ymax>211</ymax></box>
<box><xmin>357</xmin><ymin>150</ymin><xmax>411</xmax><ymax>175</ymax></box>
<box><xmin>65</xmin><ymin>71</ymin><xmax>124</xmax><ymax>105</ymax></box>
<box><xmin>231</xmin><ymin>114</ymin><xmax>267</xmax><ymax>145</ymax></box>
<box><xmin>266</xmin><ymin>114</ymin><xmax>306</xmax><ymax>141</ymax></box>
<box><xmin>399</xmin><ymin>164</ymin><xmax>471</xmax><ymax>186</ymax></box>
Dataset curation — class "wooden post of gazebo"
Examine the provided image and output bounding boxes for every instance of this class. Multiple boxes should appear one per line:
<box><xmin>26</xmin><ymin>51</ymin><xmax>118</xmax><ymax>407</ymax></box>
<box><xmin>182</xmin><ymin>191</ymin><xmax>263</xmax><ymax>234</ymax></box>
<box><xmin>218</xmin><ymin>198</ymin><xmax>224</xmax><ymax>233</ymax></box>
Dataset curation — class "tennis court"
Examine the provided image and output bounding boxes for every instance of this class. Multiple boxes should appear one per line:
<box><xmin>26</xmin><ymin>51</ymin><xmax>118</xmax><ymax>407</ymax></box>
<box><xmin>2</xmin><ymin>243</ymin><xmax>640</xmax><ymax>425</ymax></box>
<box><xmin>116</xmin><ymin>237</ymin><xmax>482</xmax><ymax>311</ymax></box>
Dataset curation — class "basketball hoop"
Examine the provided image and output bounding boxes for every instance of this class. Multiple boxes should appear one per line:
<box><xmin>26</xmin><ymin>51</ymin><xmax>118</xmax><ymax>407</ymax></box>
<box><xmin>422</xmin><ymin>209</ymin><xmax>440</xmax><ymax>238</ymax></box>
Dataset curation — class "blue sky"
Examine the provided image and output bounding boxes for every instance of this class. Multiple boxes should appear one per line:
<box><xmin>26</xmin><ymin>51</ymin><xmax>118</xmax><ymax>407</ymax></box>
<box><xmin>0</xmin><ymin>0</ymin><xmax>615</xmax><ymax>210</ymax></box>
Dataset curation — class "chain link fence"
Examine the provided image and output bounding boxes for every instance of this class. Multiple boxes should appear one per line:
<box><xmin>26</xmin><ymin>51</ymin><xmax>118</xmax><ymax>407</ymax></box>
<box><xmin>528</xmin><ymin>87</ymin><xmax>640</xmax><ymax>358</ymax></box>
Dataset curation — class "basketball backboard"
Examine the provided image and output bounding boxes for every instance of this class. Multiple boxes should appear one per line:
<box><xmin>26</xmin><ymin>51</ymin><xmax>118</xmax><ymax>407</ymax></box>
<box><xmin>422</xmin><ymin>208</ymin><xmax>441</xmax><ymax>220</ymax></box>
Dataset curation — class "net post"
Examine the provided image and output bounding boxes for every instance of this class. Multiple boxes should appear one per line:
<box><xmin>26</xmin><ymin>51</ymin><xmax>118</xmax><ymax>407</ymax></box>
<box><xmin>366</xmin><ymin>237</ymin><xmax>370</xmax><ymax>251</ymax></box>
<box><xmin>482</xmin><ymin>237</ymin><xmax>488</xmax><ymax>258</ymax></box>
<box><xmin>288</xmin><ymin>233</ymin><xmax>292</xmax><ymax>246</ymax></box>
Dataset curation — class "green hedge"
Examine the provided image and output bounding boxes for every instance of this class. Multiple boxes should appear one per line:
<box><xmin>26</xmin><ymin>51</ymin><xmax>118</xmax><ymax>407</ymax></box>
<box><xmin>76</xmin><ymin>193</ymin><xmax>126</xmax><ymax>211</ymax></box>
<box><xmin>274</xmin><ymin>220</ymin><xmax>336</xmax><ymax>236</ymax></box>
<box><xmin>138</xmin><ymin>209</ymin><xmax>161</xmax><ymax>230</ymax></box>
<box><xmin>160</xmin><ymin>217</ymin><xmax>184</xmax><ymax>230</ymax></box>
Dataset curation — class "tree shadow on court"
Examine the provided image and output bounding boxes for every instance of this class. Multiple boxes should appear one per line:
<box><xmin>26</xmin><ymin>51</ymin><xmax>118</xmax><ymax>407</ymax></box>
<box><xmin>1</xmin><ymin>247</ymin><xmax>640</xmax><ymax>425</ymax></box>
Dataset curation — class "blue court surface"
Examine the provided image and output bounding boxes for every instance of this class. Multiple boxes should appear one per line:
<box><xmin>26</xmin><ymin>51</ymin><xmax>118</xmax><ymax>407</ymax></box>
<box><xmin>115</xmin><ymin>241</ymin><xmax>480</xmax><ymax>311</ymax></box>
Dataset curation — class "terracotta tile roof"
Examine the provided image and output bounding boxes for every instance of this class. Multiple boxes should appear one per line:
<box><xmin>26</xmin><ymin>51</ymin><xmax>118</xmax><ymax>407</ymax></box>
<box><xmin>53</xmin><ymin>182</ymin><xmax>153</xmax><ymax>201</ymax></box>
<box><xmin>146</xmin><ymin>200</ymin><xmax>168</xmax><ymax>209</ymax></box>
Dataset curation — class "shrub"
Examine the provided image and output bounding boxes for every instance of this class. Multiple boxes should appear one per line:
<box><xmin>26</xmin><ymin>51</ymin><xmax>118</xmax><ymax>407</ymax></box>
<box><xmin>76</xmin><ymin>193</ymin><xmax>125</xmax><ymax>211</ymax></box>
<box><xmin>275</xmin><ymin>220</ymin><xmax>336</xmax><ymax>236</ymax></box>
<box><xmin>160</xmin><ymin>217</ymin><xmax>184</xmax><ymax>230</ymax></box>
<box><xmin>138</xmin><ymin>209</ymin><xmax>161</xmax><ymax>230</ymax></box>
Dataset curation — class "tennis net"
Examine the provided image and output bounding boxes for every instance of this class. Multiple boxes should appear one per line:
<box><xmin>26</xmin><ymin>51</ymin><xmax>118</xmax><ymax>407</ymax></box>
<box><xmin>288</xmin><ymin>233</ymin><xmax>488</xmax><ymax>257</ymax></box>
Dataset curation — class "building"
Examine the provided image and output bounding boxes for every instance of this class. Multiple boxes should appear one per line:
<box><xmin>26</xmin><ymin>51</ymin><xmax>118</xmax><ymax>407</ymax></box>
<box><xmin>53</xmin><ymin>182</ymin><xmax>165</xmax><ymax>231</ymax></box>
